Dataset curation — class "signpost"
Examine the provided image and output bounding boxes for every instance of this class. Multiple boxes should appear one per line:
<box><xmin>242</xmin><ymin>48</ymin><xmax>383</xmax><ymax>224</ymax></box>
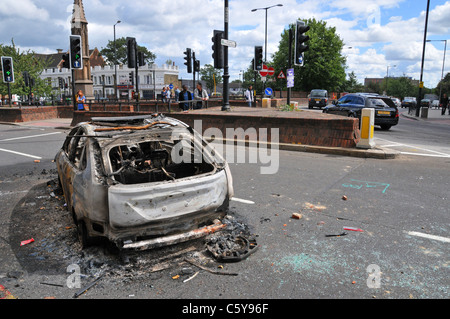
<box><xmin>287</xmin><ymin>68</ymin><xmax>294</xmax><ymax>88</ymax></box>
<box><xmin>221</xmin><ymin>39</ymin><xmax>237</xmax><ymax>48</ymax></box>
<box><xmin>265</xmin><ymin>87</ymin><xmax>273</xmax><ymax>96</ymax></box>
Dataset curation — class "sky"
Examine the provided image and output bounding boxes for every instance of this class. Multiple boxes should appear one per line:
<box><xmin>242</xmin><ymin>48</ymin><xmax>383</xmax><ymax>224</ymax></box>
<box><xmin>1</xmin><ymin>0</ymin><xmax>449</xmax><ymax>89</ymax></box>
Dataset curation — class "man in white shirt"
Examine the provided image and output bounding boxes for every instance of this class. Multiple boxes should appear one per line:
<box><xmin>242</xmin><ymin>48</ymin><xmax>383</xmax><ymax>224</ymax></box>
<box><xmin>245</xmin><ymin>85</ymin><xmax>255</xmax><ymax>107</ymax></box>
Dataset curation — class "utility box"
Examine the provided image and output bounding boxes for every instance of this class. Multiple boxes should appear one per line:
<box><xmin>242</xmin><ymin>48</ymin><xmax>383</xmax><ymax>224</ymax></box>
<box><xmin>357</xmin><ymin>108</ymin><xmax>375</xmax><ymax>149</ymax></box>
<box><xmin>421</xmin><ymin>107</ymin><xmax>429</xmax><ymax>118</ymax></box>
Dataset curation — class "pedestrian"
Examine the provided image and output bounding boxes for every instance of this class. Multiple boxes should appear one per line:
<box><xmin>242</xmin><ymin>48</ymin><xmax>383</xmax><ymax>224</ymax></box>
<box><xmin>165</xmin><ymin>87</ymin><xmax>171</xmax><ymax>103</ymax></box>
<box><xmin>161</xmin><ymin>87</ymin><xmax>167</xmax><ymax>103</ymax></box>
<box><xmin>440</xmin><ymin>93</ymin><xmax>448</xmax><ymax>115</ymax></box>
<box><xmin>194</xmin><ymin>82</ymin><xmax>208</xmax><ymax>109</ymax></box>
<box><xmin>245</xmin><ymin>85</ymin><xmax>255</xmax><ymax>107</ymax></box>
<box><xmin>175</xmin><ymin>86</ymin><xmax>181</xmax><ymax>102</ymax></box>
<box><xmin>178</xmin><ymin>85</ymin><xmax>192</xmax><ymax>112</ymax></box>
<box><xmin>76</xmin><ymin>90</ymin><xmax>86</xmax><ymax>111</ymax></box>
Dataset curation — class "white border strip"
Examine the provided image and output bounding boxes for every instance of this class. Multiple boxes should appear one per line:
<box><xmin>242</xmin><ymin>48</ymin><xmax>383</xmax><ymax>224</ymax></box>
<box><xmin>407</xmin><ymin>231</ymin><xmax>450</xmax><ymax>243</ymax></box>
<box><xmin>0</xmin><ymin>132</ymin><xmax>61</xmax><ymax>142</ymax></box>
<box><xmin>231</xmin><ymin>197</ymin><xmax>255</xmax><ymax>205</ymax></box>
<box><xmin>0</xmin><ymin>148</ymin><xmax>42</xmax><ymax>159</ymax></box>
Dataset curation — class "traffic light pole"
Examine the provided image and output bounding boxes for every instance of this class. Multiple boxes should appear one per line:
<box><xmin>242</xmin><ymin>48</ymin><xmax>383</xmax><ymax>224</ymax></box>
<box><xmin>7</xmin><ymin>83</ymin><xmax>11</xmax><ymax>107</ymax></box>
<box><xmin>222</xmin><ymin>0</ymin><xmax>230</xmax><ymax>111</ymax></box>
<box><xmin>287</xmin><ymin>28</ymin><xmax>293</xmax><ymax>106</ymax></box>
<box><xmin>72</xmin><ymin>69</ymin><xmax>76</xmax><ymax>111</ymax></box>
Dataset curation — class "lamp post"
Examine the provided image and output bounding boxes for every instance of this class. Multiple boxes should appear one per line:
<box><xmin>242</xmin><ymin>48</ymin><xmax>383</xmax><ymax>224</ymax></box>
<box><xmin>426</xmin><ymin>39</ymin><xmax>447</xmax><ymax>103</ymax></box>
<box><xmin>251</xmin><ymin>4</ymin><xmax>283</xmax><ymax>63</ymax></box>
<box><xmin>114</xmin><ymin>20</ymin><xmax>121</xmax><ymax>100</ymax></box>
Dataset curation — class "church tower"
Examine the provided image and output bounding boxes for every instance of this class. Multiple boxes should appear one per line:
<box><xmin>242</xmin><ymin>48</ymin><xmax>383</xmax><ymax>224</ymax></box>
<box><xmin>71</xmin><ymin>0</ymin><xmax>93</xmax><ymax>100</ymax></box>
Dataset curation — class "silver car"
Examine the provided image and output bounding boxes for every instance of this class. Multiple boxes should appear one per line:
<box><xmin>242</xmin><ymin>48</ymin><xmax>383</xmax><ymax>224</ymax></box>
<box><xmin>56</xmin><ymin>114</ymin><xmax>234</xmax><ymax>250</ymax></box>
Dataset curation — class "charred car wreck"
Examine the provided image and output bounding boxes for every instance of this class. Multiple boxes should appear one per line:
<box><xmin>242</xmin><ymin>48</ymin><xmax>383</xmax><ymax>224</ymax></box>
<box><xmin>56</xmin><ymin>114</ymin><xmax>234</xmax><ymax>250</ymax></box>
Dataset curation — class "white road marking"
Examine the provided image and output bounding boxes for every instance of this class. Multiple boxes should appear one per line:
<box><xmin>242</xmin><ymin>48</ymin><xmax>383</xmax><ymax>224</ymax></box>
<box><xmin>375</xmin><ymin>137</ymin><xmax>450</xmax><ymax>158</ymax></box>
<box><xmin>0</xmin><ymin>147</ymin><xmax>42</xmax><ymax>159</ymax></box>
<box><xmin>407</xmin><ymin>231</ymin><xmax>450</xmax><ymax>243</ymax></box>
<box><xmin>0</xmin><ymin>132</ymin><xmax>61</xmax><ymax>142</ymax></box>
<box><xmin>231</xmin><ymin>197</ymin><xmax>255</xmax><ymax>205</ymax></box>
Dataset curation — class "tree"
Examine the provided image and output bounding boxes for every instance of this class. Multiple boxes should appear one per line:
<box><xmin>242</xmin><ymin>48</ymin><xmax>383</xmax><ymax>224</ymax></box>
<box><xmin>0</xmin><ymin>39</ymin><xmax>52</xmax><ymax>99</ymax></box>
<box><xmin>343</xmin><ymin>71</ymin><xmax>364</xmax><ymax>93</ymax></box>
<box><xmin>100</xmin><ymin>37</ymin><xmax>156</xmax><ymax>66</ymax></box>
<box><xmin>271</xmin><ymin>18</ymin><xmax>347</xmax><ymax>92</ymax></box>
<box><xmin>436</xmin><ymin>72</ymin><xmax>450</xmax><ymax>97</ymax></box>
<box><xmin>199</xmin><ymin>64</ymin><xmax>222</xmax><ymax>93</ymax></box>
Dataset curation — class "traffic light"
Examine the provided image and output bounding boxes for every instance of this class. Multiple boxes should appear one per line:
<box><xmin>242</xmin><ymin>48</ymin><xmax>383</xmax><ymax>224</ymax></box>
<box><xmin>127</xmin><ymin>37</ymin><xmax>137</xmax><ymax>69</ymax></box>
<box><xmin>23</xmin><ymin>71</ymin><xmax>29</xmax><ymax>87</ymax></box>
<box><xmin>1</xmin><ymin>56</ymin><xmax>14</xmax><ymax>83</ymax></box>
<box><xmin>62</xmin><ymin>53</ymin><xmax>70</xmax><ymax>69</ymax></box>
<box><xmin>184</xmin><ymin>48</ymin><xmax>192</xmax><ymax>73</ymax></box>
<box><xmin>194</xmin><ymin>59</ymin><xmax>200</xmax><ymax>72</ymax></box>
<box><xmin>295</xmin><ymin>21</ymin><xmax>310</xmax><ymax>66</ymax></box>
<box><xmin>129</xmin><ymin>72</ymin><xmax>134</xmax><ymax>85</ymax></box>
<box><xmin>138</xmin><ymin>51</ymin><xmax>146</xmax><ymax>66</ymax></box>
<box><xmin>211</xmin><ymin>30</ymin><xmax>224</xmax><ymax>69</ymax></box>
<box><xmin>69</xmin><ymin>35</ymin><xmax>83</xmax><ymax>69</ymax></box>
<box><xmin>254</xmin><ymin>46</ymin><xmax>263</xmax><ymax>71</ymax></box>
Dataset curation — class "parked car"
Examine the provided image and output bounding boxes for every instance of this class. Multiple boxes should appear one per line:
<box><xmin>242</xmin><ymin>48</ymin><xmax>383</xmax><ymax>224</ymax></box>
<box><xmin>391</xmin><ymin>97</ymin><xmax>401</xmax><ymax>108</ymax></box>
<box><xmin>323</xmin><ymin>93</ymin><xmax>399</xmax><ymax>130</ymax></box>
<box><xmin>401</xmin><ymin>97</ymin><xmax>417</xmax><ymax>109</ymax></box>
<box><xmin>55</xmin><ymin>114</ymin><xmax>234</xmax><ymax>250</ymax></box>
<box><xmin>308</xmin><ymin>89</ymin><xmax>328</xmax><ymax>109</ymax></box>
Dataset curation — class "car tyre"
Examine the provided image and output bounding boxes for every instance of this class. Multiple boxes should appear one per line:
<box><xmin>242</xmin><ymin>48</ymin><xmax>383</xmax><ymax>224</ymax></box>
<box><xmin>380</xmin><ymin>124</ymin><xmax>392</xmax><ymax>130</ymax></box>
<box><xmin>77</xmin><ymin>220</ymin><xmax>93</xmax><ymax>249</ymax></box>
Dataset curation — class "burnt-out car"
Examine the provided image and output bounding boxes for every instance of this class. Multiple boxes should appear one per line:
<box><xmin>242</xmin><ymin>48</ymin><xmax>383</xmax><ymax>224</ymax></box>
<box><xmin>55</xmin><ymin>114</ymin><xmax>234</xmax><ymax>250</ymax></box>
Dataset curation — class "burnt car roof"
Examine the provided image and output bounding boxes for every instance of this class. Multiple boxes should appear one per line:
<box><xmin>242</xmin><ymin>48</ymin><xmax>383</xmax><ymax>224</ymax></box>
<box><xmin>75</xmin><ymin>114</ymin><xmax>188</xmax><ymax>137</ymax></box>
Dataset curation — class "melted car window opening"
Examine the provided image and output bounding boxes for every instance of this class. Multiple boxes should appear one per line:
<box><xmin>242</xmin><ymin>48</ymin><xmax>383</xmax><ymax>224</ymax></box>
<box><xmin>108</xmin><ymin>140</ymin><xmax>215</xmax><ymax>185</ymax></box>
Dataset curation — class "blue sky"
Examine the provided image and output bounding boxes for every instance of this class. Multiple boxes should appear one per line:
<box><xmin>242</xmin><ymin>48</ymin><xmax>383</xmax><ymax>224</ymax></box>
<box><xmin>1</xmin><ymin>0</ymin><xmax>449</xmax><ymax>88</ymax></box>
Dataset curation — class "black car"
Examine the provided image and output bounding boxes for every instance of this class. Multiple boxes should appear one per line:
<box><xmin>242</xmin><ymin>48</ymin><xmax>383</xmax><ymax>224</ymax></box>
<box><xmin>323</xmin><ymin>93</ymin><xmax>399</xmax><ymax>130</ymax></box>
<box><xmin>401</xmin><ymin>97</ymin><xmax>417</xmax><ymax>109</ymax></box>
<box><xmin>308</xmin><ymin>89</ymin><xmax>328</xmax><ymax>109</ymax></box>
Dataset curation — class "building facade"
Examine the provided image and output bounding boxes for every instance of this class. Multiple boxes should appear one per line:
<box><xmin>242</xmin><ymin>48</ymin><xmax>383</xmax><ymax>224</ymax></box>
<box><xmin>40</xmin><ymin>62</ymin><xmax>180</xmax><ymax>101</ymax></box>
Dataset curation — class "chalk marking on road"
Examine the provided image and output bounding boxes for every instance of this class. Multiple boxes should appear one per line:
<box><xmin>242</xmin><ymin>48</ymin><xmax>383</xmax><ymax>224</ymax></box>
<box><xmin>0</xmin><ymin>148</ymin><xmax>42</xmax><ymax>159</ymax></box>
<box><xmin>407</xmin><ymin>231</ymin><xmax>450</xmax><ymax>243</ymax></box>
<box><xmin>231</xmin><ymin>197</ymin><xmax>255</xmax><ymax>205</ymax></box>
<box><xmin>0</xmin><ymin>132</ymin><xmax>61</xmax><ymax>142</ymax></box>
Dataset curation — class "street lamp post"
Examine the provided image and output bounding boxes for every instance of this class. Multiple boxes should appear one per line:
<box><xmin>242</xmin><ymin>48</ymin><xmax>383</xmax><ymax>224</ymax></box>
<box><xmin>114</xmin><ymin>20</ymin><xmax>121</xmax><ymax>100</ymax></box>
<box><xmin>386</xmin><ymin>64</ymin><xmax>396</xmax><ymax>95</ymax></box>
<box><xmin>426</xmin><ymin>39</ymin><xmax>447</xmax><ymax>104</ymax></box>
<box><xmin>251</xmin><ymin>4</ymin><xmax>283</xmax><ymax>63</ymax></box>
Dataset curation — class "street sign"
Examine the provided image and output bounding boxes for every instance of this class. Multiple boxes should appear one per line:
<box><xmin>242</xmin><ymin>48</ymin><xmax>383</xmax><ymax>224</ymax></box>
<box><xmin>267</xmin><ymin>67</ymin><xmax>275</xmax><ymax>76</ymax></box>
<box><xmin>277</xmin><ymin>71</ymin><xmax>286</xmax><ymax>79</ymax></box>
<box><xmin>265</xmin><ymin>87</ymin><xmax>273</xmax><ymax>96</ymax></box>
<box><xmin>287</xmin><ymin>68</ymin><xmax>294</xmax><ymax>88</ymax></box>
<box><xmin>169</xmin><ymin>83</ymin><xmax>174</xmax><ymax>90</ymax></box>
<box><xmin>221</xmin><ymin>39</ymin><xmax>237</xmax><ymax>48</ymax></box>
<box><xmin>259</xmin><ymin>64</ymin><xmax>269</xmax><ymax>77</ymax></box>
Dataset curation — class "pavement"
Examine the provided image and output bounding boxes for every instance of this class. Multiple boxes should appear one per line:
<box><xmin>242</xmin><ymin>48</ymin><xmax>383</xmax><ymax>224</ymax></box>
<box><xmin>1</xmin><ymin>108</ymin><xmax>402</xmax><ymax>159</ymax></box>
<box><xmin>401</xmin><ymin>107</ymin><xmax>450</xmax><ymax>124</ymax></box>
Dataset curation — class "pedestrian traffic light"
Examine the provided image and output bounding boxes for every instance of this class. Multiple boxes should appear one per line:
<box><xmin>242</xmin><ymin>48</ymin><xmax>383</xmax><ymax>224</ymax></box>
<box><xmin>69</xmin><ymin>35</ymin><xmax>83</xmax><ymax>69</ymax></box>
<box><xmin>295</xmin><ymin>21</ymin><xmax>310</xmax><ymax>66</ymax></box>
<box><xmin>254</xmin><ymin>46</ymin><xmax>263</xmax><ymax>71</ymax></box>
<box><xmin>62</xmin><ymin>53</ymin><xmax>70</xmax><ymax>69</ymax></box>
<box><xmin>1</xmin><ymin>56</ymin><xmax>14</xmax><ymax>83</ymax></box>
<box><xmin>184</xmin><ymin>48</ymin><xmax>192</xmax><ymax>73</ymax></box>
<box><xmin>211</xmin><ymin>30</ymin><xmax>224</xmax><ymax>69</ymax></box>
<box><xmin>127</xmin><ymin>37</ymin><xmax>137</xmax><ymax>69</ymax></box>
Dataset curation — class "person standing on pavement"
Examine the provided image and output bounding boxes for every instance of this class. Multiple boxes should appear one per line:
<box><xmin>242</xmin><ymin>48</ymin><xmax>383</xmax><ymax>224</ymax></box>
<box><xmin>76</xmin><ymin>90</ymin><xmax>86</xmax><ymax>111</ymax></box>
<box><xmin>178</xmin><ymin>85</ymin><xmax>192</xmax><ymax>112</ymax></box>
<box><xmin>440</xmin><ymin>93</ymin><xmax>448</xmax><ymax>115</ymax></box>
<box><xmin>194</xmin><ymin>82</ymin><xmax>208</xmax><ymax>109</ymax></box>
<box><xmin>245</xmin><ymin>85</ymin><xmax>255</xmax><ymax>107</ymax></box>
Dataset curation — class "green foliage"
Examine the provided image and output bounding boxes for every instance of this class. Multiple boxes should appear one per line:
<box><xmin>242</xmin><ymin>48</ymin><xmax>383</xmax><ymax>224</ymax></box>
<box><xmin>199</xmin><ymin>64</ymin><xmax>222</xmax><ymax>93</ymax></box>
<box><xmin>0</xmin><ymin>40</ymin><xmax>52</xmax><ymax>98</ymax></box>
<box><xmin>100</xmin><ymin>37</ymin><xmax>156</xmax><ymax>66</ymax></box>
<box><xmin>271</xmin><ymin>18</ymin><xmax>347</xmax><ymax>92</ymax></box>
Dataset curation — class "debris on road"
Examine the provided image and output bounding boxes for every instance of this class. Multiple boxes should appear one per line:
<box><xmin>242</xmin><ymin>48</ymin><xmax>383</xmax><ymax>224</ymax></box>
<box><xmin>20</xmin><ymin>238</ymin><xmax>34</xmax><ymax>246</ymax></box>
<box><xmin>72</xmin><ymin>274</ymin><xmax>104</xmax><ymax>298</ymax></box>
<box><xmin>343</xmin><ymin>226</ymin><xmax>364</xmax><ymax>232</ymax></box>
<box><xmin>342</xmin><ymin>195</ymin><xmax>348</xmax><ymax>200</ymax></box>
<box><xmin>291</xmin><ymin>213</ymin><xmax>303</xmax><ymax>219</ymax></box>
<box><xmin>325</xmin><ymin>232</ymin><xmax>348</xmax><ymax>238</ymax></box>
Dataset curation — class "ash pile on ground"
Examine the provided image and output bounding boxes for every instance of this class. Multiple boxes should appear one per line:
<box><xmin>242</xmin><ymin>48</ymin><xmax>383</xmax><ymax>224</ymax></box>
<box><xmin>9</xmin><ymin>176</ymin><xmax>258</xmax><ymax>282</ymax></box>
